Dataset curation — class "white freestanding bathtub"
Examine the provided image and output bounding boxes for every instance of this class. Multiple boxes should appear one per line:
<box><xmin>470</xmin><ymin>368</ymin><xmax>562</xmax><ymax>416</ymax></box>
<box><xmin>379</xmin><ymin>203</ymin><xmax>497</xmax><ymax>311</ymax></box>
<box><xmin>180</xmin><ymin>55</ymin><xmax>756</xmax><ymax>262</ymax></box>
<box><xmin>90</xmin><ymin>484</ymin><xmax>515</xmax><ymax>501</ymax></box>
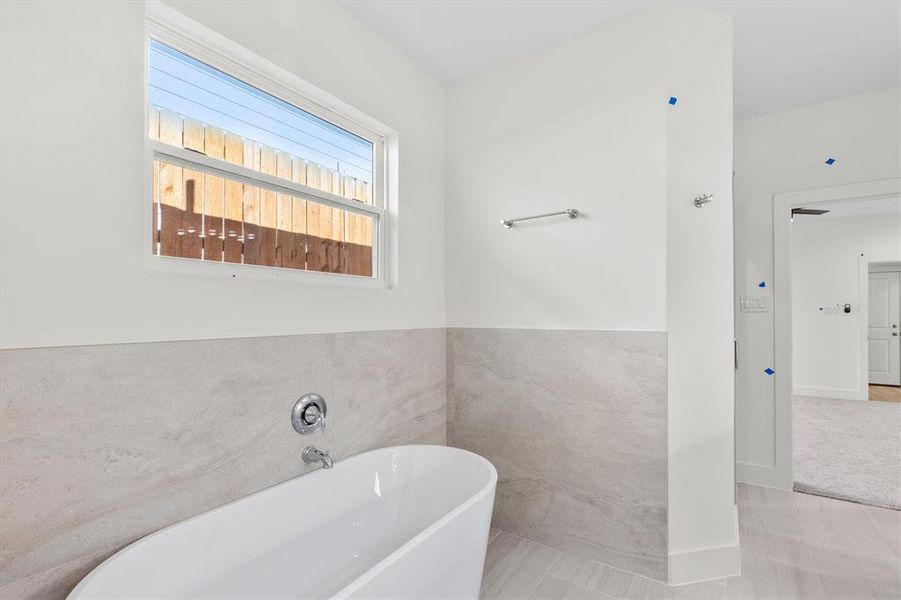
<box><xmin>69</xmin><ymin>445</ymin><xmax>497</xmax><ymax>599</ymax></box>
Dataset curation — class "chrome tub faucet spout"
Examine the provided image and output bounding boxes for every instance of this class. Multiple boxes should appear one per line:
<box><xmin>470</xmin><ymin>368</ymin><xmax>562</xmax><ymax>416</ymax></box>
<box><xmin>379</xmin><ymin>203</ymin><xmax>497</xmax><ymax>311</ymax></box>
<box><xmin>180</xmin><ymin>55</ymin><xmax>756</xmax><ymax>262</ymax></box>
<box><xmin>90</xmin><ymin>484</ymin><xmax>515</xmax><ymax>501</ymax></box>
<box><xmin>302</xmin><ymin>446</ymin><xmax>333</xmax><ymax>469</ymax></box>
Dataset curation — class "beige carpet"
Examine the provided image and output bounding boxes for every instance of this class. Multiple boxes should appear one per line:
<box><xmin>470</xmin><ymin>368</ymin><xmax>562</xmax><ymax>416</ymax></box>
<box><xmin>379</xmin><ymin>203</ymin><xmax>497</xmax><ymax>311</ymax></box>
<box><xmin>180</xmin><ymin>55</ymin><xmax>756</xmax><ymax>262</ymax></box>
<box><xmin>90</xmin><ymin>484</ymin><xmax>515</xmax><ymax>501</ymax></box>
<box><xmin>793</xmin><ymin>395</ymin><xmax>901</xmax><ymax>510</ymax></box>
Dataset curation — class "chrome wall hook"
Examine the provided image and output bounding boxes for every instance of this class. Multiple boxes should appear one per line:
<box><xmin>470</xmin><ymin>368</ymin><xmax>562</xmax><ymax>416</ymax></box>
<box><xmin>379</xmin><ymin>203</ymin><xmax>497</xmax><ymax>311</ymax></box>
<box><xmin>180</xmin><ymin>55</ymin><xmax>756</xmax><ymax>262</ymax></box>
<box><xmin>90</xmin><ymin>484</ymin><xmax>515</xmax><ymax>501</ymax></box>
<box><xmin>693</xmin><ymin>193</ymin><xmax>714</xmax><ymax>208</ymax></box>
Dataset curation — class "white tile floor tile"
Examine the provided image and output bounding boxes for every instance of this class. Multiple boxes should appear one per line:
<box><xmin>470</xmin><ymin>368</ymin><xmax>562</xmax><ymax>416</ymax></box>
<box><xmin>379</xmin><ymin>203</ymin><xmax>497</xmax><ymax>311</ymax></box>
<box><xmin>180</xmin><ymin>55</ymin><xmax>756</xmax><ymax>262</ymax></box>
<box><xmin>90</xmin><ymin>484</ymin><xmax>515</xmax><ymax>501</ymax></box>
<box><xmin>547</xmin><ymin>552</ymin><xmax>634</xmax><ymax>598</ymax></box>
<box><xmin>481</xmin><ymin>532</ymin><xmax>561</xmax><ymax>600</ymax></box>
<box><xmin>529</xmin><ymin>576</ymin><xmax>608</xmax><ymax>600</ymax></box>
<box><xmin>482</xmin><ymin>484</ymin><xmax>901</xmax><ymax>600</ymax></box>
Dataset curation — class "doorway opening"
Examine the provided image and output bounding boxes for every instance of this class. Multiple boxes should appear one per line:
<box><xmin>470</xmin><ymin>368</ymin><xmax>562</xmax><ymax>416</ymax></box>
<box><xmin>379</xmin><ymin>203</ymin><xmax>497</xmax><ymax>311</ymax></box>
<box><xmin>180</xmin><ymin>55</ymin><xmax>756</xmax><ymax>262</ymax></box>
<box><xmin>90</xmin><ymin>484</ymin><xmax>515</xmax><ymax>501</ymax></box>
<box><xmin>773</xmin><ymin>179</ymin><xmax>901</xmax><ymax>509</ymax></box>
<box><xmin>868</xmin><ymin>263</ymin><xmax>901</xmax><ymax>402</ymax></box>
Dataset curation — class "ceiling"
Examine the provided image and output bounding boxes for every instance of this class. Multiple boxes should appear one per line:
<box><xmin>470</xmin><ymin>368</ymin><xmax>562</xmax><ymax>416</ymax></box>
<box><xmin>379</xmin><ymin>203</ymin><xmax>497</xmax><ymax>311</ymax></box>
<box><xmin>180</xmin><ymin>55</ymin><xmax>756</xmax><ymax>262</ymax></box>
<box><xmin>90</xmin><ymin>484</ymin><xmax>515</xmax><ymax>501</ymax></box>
<box><xmin>340</xmin><ymin>1</ymin><xmax>899</xmax><ymax>120</ymax></box>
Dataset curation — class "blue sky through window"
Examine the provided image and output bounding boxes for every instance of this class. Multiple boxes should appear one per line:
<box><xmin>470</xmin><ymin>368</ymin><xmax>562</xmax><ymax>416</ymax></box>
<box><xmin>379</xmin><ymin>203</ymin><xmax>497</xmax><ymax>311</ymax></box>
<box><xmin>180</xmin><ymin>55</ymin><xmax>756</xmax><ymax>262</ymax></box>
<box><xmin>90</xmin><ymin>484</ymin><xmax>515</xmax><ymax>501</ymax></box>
<box><xmin>149</xmin><ymin>40</ymin><xmax>373</xmax><ymax>183</ymax></box>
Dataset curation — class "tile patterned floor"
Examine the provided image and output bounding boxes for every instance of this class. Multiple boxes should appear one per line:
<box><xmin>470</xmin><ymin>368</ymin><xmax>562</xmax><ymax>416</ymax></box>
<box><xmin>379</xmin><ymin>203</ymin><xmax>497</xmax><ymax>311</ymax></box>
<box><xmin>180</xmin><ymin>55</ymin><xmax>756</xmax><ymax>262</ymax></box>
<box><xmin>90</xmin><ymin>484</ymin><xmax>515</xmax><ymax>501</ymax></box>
<box><xmin>481</xmin><ymin>484</ymin><xmax>901</xmax><ymax>599</ymax></box>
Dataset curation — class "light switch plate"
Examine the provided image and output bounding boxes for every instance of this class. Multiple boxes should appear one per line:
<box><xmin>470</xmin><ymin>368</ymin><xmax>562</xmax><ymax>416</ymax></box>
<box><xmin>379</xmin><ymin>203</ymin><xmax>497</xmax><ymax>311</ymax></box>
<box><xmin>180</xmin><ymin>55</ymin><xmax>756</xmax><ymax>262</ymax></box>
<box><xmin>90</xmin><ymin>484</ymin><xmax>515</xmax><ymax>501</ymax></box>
<box><xmin>740</xmin><ymin>296</ymin><xmax>770</xmax><ymax>313</ymax></box>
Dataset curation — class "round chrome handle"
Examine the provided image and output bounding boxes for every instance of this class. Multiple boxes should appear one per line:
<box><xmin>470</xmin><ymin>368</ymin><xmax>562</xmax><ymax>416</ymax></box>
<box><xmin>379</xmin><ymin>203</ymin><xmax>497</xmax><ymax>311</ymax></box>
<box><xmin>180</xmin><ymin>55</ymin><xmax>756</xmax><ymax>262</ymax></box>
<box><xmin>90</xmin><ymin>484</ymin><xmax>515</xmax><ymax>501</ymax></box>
<box><xmin>292</xmin><ymin>393</ymin><xmax>327</xmax><ymax>434</ymax></box>
<box><xmin>302</xmin><ymin>404</ymin><xmax>321</xmax><ymax>425</ymax></box>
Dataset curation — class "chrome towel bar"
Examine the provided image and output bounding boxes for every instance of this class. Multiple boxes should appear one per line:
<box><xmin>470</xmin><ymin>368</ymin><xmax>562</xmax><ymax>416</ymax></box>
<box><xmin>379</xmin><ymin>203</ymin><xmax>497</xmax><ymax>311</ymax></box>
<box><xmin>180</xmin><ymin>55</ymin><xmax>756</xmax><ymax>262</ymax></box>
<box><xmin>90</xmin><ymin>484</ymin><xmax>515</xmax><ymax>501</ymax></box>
<box><xmin>501</xmin><ymin>209</ymin><xmax>579</xmax><ymax>229</ymax></box>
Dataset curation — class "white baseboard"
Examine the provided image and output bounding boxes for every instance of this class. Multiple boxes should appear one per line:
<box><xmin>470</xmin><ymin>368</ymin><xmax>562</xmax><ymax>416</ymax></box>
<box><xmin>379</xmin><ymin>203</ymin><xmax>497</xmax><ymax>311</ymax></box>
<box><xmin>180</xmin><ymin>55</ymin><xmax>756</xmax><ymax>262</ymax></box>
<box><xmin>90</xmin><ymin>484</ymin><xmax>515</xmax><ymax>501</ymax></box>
<box><xmin>736</xmin><ymin>460</ymin><xmax>792</xmax><ymax>490</ymax></box>
<box><xmin>793</xmin><ymin>386</ymin><xmax>867</xmax><ymax>401</ymax></box>
<box><xmin>668</xmin><ymin>505</ymin><xmax>741</xmax><ymax>585</ymax></box>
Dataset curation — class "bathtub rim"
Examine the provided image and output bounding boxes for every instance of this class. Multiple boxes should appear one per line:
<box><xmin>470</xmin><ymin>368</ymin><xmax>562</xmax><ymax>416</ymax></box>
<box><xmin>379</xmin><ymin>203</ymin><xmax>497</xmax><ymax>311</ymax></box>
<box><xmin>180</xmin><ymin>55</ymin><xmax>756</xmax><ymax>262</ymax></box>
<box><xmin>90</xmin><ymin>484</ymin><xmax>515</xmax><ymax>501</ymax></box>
<box><xmin>332</xmin><ymin>445</ymin><xmax>497</xmax><ymax>599</ymax></box>
<box><xmin>68</xmin><ymin>444</ymin><xmax>498</xmax><ymax>599</ymax></box>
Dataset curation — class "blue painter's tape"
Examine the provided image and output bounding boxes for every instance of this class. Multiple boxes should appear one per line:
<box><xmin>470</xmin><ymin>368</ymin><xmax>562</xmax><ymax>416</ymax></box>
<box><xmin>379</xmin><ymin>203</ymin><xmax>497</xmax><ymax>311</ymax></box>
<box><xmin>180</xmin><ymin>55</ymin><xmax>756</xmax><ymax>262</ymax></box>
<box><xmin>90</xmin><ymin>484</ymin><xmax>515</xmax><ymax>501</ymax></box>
<box><xmin>764</xmin><ymin>368</ymin><xmax>775</xmax><ymax>376</ymax></box>
<box><xmin>758</xmin><ymin>281</ymin><xmax>766</xmax><ymax>288</ymax></box>
<box><xmin>668</xmin><ymin>96</ymin><xmax>678</xmax><ymax>106</ymax></box>
<box><xmin>825</xmin><ymin>157</ymin><xmax>836</xmax><ymax>165</ymax></box>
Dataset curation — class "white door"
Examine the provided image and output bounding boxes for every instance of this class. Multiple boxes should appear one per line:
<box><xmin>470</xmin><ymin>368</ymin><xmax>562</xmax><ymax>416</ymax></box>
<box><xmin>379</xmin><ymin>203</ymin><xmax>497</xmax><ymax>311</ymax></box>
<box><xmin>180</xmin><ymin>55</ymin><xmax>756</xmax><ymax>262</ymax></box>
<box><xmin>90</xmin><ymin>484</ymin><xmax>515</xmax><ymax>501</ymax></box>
<box><xmin>868</xmin><ymin>271</ymin><xmax>901</xmax><ymax>386</ymax></box>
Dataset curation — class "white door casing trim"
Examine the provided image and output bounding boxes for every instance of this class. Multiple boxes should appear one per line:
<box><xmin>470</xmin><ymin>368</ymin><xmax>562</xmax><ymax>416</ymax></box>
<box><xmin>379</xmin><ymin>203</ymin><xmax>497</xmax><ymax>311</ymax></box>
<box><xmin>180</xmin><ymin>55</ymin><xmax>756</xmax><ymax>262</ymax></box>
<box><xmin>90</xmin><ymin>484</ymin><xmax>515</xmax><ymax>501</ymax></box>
<box><xmin>766</xmin><ymin>177</ymin><xmax>901</xmax><ymax>490</ymax></box>
<box><xmin>868</xmin><ymin>270</ymin><xmax>901</xmax><ymax>386</ymax></box>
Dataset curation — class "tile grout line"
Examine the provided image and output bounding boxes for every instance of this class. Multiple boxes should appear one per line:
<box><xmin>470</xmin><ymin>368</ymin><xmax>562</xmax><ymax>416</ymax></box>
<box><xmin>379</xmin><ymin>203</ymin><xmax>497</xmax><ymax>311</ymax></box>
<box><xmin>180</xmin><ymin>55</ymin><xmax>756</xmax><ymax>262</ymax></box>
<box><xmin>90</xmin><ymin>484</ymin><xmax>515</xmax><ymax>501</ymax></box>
<box><xmin>495</xmin><ymin>528</ymin><xmax>652</xmax><ymax>582</ymax></box>
<box><xmin>523</xmin><ymin>547</ymin><xmax>562</xmax><ymax>600</ymax></box>
<box><xmin>495</xmin><ymin>527</ymin><xmax>731</xmax><ymax>597</ymax></box>
<box><xmin>492</xmin><ymin>529</ymin><xmax>563</xmax><ymax>600</ymax></box>
<box><xmin>494</xmin><ymin>528</ymin><xmax>690</xmax><ymax>598</ymax></box>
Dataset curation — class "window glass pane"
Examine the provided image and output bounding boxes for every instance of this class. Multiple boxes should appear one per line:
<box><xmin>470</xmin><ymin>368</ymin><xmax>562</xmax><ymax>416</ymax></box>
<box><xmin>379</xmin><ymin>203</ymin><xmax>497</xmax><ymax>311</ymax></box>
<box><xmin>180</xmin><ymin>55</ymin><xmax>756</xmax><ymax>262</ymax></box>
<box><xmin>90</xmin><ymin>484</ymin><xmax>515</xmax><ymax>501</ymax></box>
<box><xmin>152</xmin><ymin>159</ymin><xmax>374</xmax><ymax>277</ymax></box>
<box><xmin>148</xmin><ymin>40</ymin><xmax>374</xmax><ymax>204</ymax></box>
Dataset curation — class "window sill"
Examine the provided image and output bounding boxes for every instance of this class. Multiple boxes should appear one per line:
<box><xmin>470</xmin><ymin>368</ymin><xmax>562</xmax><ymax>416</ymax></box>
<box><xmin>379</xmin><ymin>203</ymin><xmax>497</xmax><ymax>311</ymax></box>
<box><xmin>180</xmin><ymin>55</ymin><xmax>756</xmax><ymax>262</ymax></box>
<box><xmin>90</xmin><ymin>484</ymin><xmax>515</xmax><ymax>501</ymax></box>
<box><xmin>144</xmin><ymin>253</ymin><xmax>390</xmax><ymax>289</ymax></box>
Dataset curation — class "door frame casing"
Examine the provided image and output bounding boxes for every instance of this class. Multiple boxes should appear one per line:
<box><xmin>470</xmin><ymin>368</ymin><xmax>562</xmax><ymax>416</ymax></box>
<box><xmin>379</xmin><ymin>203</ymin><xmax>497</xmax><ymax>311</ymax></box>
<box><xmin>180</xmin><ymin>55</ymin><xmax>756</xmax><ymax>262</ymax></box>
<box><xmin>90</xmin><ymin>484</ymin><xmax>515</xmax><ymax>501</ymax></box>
<box><xmin>767</xmin><ymin>178</ymin><xmax>901</xmax><ymax>490</ymax></box>
<box><xmin>870</xmin><ymin>261</ymin><xmax>901</xmax><ymax>273</ymax></box>
<box><xmin>867</xmin><ymin>265</ymin><xmax>901</xmax><ymax>385</ymax></box>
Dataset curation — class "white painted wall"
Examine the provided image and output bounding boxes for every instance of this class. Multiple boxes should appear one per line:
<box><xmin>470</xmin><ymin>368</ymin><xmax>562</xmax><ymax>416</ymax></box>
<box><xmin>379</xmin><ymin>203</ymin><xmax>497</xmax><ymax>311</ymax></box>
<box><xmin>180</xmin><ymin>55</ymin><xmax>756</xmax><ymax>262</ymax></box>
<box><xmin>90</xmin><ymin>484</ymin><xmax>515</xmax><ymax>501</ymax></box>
<box><xmin>446</xmin><ymin>6</ymin><xmax>737</xmax><ymax>582</ymax></box>
<box><xmin>445</xmin><ymin>10</ymin><xmax>668</xmax><ymax>331</ymax></box>
<box><xmin>734</xmin><ymin>87</ymin><xmax>900</xmax><ymax>486</ymax></box>
<box><xmin>664</xmin><ymin>8</ymin><xmax>738</xmax><ymax>584</ymax></box>
<box><xmin>3</xmin><ymin>0</ymin><xmax>737</xmax><ymax>580</ymax></box>
<box><xmin>0</xmin><ymin>0</ymin><xmax>446</xmax><ymax>349</ymax></box>
<box><xmin>792</xmin><ymin>213</ymin><xmax>901</xmax><ymax>399</ymax></box>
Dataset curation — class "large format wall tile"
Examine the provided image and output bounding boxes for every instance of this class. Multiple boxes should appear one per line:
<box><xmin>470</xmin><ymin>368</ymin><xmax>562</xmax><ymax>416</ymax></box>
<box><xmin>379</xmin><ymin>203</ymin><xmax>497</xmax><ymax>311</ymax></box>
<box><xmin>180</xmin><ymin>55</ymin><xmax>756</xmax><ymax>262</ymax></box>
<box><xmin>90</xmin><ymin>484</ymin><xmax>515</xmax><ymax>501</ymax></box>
<box><xmin>0</xmin><ymin>329</ymin><xmax>445</xmax><ymax>599</ymax></box>
<box><xmin>447</xmin><ymin>328</ymin><xmax>667</xmax><ymax>581</ymax></box>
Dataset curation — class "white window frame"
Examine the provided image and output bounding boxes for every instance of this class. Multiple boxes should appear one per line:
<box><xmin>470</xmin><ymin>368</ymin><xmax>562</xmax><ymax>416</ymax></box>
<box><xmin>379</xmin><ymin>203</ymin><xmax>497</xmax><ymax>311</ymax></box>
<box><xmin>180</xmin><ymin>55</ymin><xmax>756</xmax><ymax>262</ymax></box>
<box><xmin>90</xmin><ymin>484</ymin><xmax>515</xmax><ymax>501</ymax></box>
<box><xmin>144</xmin><ymin>1</ymin><xmax>393</xmax><ymax>287</ymax></box>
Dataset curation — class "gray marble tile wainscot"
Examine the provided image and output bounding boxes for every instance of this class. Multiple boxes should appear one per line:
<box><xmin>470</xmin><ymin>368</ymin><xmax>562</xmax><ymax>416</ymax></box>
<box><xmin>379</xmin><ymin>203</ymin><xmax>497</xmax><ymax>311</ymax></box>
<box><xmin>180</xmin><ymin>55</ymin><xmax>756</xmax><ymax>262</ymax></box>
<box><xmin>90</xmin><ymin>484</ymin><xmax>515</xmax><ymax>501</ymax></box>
<box><xmin>447</xmin><ymin>328</ymin><xmax>668</xmax><ymax>581</ymax></box>
<box><xmin>0</xmin><ymin>329</ymin><xmax>446</xmax><ymax>600</ymax></box>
